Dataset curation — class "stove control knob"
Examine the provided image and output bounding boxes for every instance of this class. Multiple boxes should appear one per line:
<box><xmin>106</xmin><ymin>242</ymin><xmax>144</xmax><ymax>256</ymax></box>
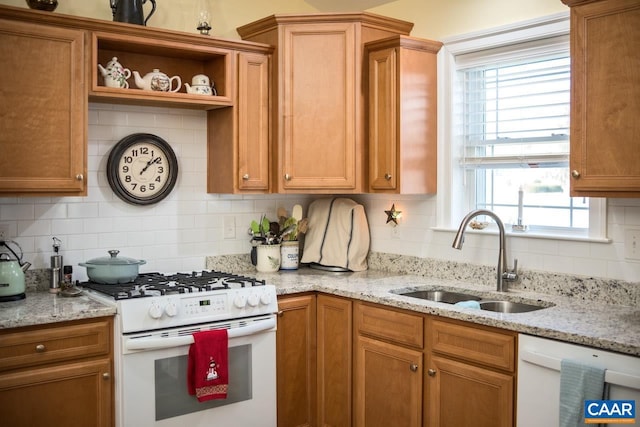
<box><xmin>260</xmin><ymin>292</ymin><xmax>272</xmax><ymax>305</ymax></box>
<box><xmin>247</xmin><ymin>293</ymin><xmax>260</xmax><ymax>307</ymax></box>
<box><xmin>165</xmin><ymin>301</ymin><xmax>178</xmax><ymax>317</ymax></box>
<box><xmin>148</xmin><ymin>301</ymin><xmax>163</xmax><ymax>319</ymax></box>
<box><xmin>234</xmin><ymin>294</ymin><xmax>246</xmax><ymax>309</ymax></box>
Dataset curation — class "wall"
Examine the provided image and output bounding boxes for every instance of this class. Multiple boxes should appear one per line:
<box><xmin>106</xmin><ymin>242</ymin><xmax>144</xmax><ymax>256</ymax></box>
<box><xmin>1</xmin><ymin>0</ymin><xmax>639</xmax><ymax>284</ymax></box>
<box><xmin>1</xmin><ymin>0</ymin><xmax>566</xmax><ymax>40</ymax></box>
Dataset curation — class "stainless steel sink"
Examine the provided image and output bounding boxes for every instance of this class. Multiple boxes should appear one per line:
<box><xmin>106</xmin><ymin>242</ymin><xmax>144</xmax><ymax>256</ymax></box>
<box><xmin>396</xmin><ymin>289</ymin><xmax>551</xmax><ymax>313</ymax></box>
<box><xmin>399</xmin><ymin>290</ymin><xmax>481</xmax><ymax>304</ymax></box>
<box><xmin>478</xmin><ymin>300</ymin><xmax>545</xmax><ymax>313</ymax></box>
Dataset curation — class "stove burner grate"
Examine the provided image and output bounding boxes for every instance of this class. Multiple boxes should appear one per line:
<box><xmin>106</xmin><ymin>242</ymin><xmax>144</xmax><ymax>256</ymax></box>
<box><xmin>80</xmin><ymin>271</ymin><xmax>266</xmax><ymax>300</ymax></box>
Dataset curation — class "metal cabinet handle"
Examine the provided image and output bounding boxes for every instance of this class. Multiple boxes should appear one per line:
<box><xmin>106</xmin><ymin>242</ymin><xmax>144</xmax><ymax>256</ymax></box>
<box><xmin>410</xmin><ymin>364</ymin><xmax>418</xmax><ymax>372</ymax></box>
<box><xmin>35</xmin><ymin>344</ymin><xmax>46</xmax><ymax>352</ymax></box>
<box><xmin>384</xmin><ymin>173</ymin><xmax>392</xmax><ymax>181</ymax></box>
<box><xmin>571</xmin><ymin>170</ymin><xmax>581</xmax><ymax>179</ymax></box>
<box><xmin>427</xmin><ymin>369</ymin><xmax>437</xmax><ymax>377</ymax></box>
<box><xmin>242</xmin><ymin>174</ymin><xmax>250</xmax><ymax>180</ymax></box>
<box><xmin>277</xmin><ymin>310</ymin><xmax>284</xmax><ymax>317</ymax></box>
<box><xmin>284</xmin><ymin>174</ymin><xmax>291</xmax><ymax>181</ymax></box>
<box><xmin>102</xmin><ymin>372</ymin><xmax>111</xmax><ymax>380</ymax></box>
<box><xmin>75</xmin><ymin>174</ymin><xmax>84</xmax><ymax>181</ymax></box>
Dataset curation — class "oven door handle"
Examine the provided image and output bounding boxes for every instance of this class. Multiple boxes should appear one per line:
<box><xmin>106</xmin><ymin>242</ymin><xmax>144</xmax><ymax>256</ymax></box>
<box><xmin>125</xmin><ymin>317</ymin><xmax>276</xmax><ymax>351</ymax></box>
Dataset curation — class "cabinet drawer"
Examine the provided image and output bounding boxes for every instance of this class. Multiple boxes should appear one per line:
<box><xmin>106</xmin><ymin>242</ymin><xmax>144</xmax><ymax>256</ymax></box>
<box><xmin>355</xmin><ymin>302</ymin><xmax>423</xmax><ymax>348</ymax></box>
<box><xmin>0</xmin><ymin>318</ymin><xmax>112</xmax><ymax>371</ymax></box>
<box><xmin>428</xmin><ymin>318</ymin><xmax>515</xmax><ymax>372</ymax></box>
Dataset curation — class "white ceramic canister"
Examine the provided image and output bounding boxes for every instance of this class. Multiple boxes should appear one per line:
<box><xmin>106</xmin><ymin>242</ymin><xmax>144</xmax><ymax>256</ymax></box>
<box><xmin>280</xmin><ymin>241</ymin><xmax>299</xmax><ymax>270</ymax></box>
<box><xmin>256</xmin><ymin>244</ymin><xmax>281</xmax><ymax>273</ymax></box>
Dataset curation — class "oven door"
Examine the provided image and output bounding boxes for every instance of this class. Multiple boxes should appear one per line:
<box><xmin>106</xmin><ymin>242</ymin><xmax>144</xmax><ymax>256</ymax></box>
<box><xmin>118</xmin><ymin>315</ymin><xmax>277</xmax><ymax>427</ymax></box>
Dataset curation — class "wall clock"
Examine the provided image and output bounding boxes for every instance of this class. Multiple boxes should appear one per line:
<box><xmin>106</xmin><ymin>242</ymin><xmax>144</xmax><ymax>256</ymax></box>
<box><xmin>107</xmin><ymin>133</ymin><xmax>178</xmax><ymax>205</ymax></box>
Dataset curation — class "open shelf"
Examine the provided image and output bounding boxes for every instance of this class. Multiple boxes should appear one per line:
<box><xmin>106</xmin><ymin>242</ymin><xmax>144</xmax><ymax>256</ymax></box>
<box><xmin>91</xmin><ymin>32</ymin><xmax>234</xmax><ymax>110</ymax></box>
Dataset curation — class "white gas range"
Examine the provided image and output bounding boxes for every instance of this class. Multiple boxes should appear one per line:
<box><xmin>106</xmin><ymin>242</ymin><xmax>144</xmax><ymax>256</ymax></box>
<box><xmin>82</xmin><ymin>270</ymin><xmax>278</xmax><ymax>427</ymax></box>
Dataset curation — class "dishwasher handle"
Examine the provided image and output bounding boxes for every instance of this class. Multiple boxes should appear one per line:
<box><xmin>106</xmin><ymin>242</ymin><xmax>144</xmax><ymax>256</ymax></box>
<box><xmin>520</xmin><ymin>349</ymin><xmax>640</xmax><ymax>390</ymax></box>
<box><xmin>125</xmin><ymin>317</ymin><xmax>276</xmax><ymax>351</ymax></box>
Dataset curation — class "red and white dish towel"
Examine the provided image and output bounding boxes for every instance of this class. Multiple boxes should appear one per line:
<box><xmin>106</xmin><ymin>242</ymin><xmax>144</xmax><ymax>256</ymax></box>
<box><xmin>187</xmin><ymin>329</ymin><xmax>229</xmax><ymax>402</ymax></box>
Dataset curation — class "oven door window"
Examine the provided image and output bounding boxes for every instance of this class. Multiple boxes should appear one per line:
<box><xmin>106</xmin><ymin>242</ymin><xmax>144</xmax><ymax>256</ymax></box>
<box><xmin>155</xmin><ymin>344</ymin><xmax>252</xmax><ymax>421</ymax></box>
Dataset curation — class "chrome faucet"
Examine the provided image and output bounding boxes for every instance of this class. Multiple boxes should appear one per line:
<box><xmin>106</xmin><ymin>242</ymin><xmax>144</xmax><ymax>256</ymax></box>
<box><xmin>452</xmin><ymin>209</ymin><xmax>518</xmax><ymax>292</ymax></box>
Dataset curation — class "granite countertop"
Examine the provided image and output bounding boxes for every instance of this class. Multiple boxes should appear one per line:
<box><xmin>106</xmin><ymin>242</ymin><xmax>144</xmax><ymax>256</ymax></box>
<box><xmin>248</xmin><ymin>268</ymin><xmax>639</xmax><ymax>356</ymax></box>
<box><xmin>2</xmin><ymin>254</ymin><xmax>638</xmax><ymax>358</ymax></box>
<box><xmin>0</xmin><ymin>292</ymin><xmax>116</xmax><ymax>329</ymax></box>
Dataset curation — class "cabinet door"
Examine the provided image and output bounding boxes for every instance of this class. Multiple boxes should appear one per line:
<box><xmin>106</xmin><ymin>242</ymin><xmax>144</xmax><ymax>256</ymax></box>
<box><xmin>237</xmin><ymin>52</ymin><xmax>270</xmax><ymax>191</ymax></box>
<box><xmin>0</xmin><ymin>358</ymin><xmax>112</xmax><ymax>427</ymax></box>
<box><xmin>568</xmin><ymin>0</ymin><xmax>640</xmax><ymax>197</ymax></box>
<box><xmin>277</xmin><ymin>295</ymin><xmax>317</xmax><ymax>427</ymax></box>
<box><xmin>317</xmin><ymin>294</ymin><xmax>352</xmax><ymax>427</ymax></box>
<box><xmin>208</xmin><ymin>51</ymin><xmax>270</xmax><ymax>193</ymax></box>
<box><xmin>280</xmin><ymin>23</ymin><xmax>359</xmax><ymax>192</ymax></box>
<box><xmin>354</xmin><ymin>335</ymin><xmax>422</xmax><ymax>427</ymax></box>
<box><xmin>368</xmin><ymin>46</ymin><xmax>398</xmax><ymax>191</ymax></box>
<box><xmin>0</xmin><ymin>19</ymin><xmax>86</xmax><ymax>195</ymax></box>
<box><xmin>426</xmin><ymin>355</ymin><xmax>513</xmax><ymax>427</ymax></box>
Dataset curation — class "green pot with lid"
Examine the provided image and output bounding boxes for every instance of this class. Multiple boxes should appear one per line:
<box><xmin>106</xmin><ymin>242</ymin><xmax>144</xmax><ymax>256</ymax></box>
<box><xmin>79</xmin><ymin>250</ymin><xmax>146</xmax><ymax>284</ymax></box>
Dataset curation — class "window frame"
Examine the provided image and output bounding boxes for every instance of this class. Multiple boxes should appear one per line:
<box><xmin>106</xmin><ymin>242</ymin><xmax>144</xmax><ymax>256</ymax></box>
<box><xmin>436</xmin><ymin>11</ymin><xmax>607</xmax><ymax>241</ymax></box>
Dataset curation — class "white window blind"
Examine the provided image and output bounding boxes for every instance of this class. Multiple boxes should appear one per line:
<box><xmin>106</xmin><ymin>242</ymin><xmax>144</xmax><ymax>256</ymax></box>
<box><xmin>459</xmin><ymin>44</ymin><xmax>570</xmax><ymax>171</ymax></box>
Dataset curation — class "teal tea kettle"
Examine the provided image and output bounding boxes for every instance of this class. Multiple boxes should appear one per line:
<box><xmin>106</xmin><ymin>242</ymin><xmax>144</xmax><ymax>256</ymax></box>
<box><xmin>0</xmin><ymin>240</ymin><xmax>31</xmax><ymax>302</ymax></box>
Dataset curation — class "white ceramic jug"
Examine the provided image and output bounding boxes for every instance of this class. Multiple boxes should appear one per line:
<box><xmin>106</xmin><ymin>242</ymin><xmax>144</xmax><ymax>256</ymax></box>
<box><xmin>98</xmin><ymin>57</ymin><xmax>131</xmax><ymax>89</ymax></box>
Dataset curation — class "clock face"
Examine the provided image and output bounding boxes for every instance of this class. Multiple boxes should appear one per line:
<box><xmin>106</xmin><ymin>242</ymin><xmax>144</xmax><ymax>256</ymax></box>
<box><xmin>107</xmin><ymin>134</ymin><xmax>178</xmax><ymax>205</ymax></box>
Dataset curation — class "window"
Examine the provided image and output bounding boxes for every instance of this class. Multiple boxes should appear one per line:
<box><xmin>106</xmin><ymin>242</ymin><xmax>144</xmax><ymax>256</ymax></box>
<box><xmin>439</xmin><ymin>13</ymin><xmax>606</xmax><ymax>239</ymax></box>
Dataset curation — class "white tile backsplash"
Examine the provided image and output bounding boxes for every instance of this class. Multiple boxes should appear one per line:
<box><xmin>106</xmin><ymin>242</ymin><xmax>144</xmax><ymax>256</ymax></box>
<box><xmin>1</xmin><ymin>103</ymin><xmax>639</xmax><ymax>285</ymax></box>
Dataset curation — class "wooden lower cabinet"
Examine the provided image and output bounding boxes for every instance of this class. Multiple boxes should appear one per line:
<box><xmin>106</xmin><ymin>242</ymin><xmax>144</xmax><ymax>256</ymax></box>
<box><xmin>425</xmin><ymin>317</ymin><xmax>516</xmax><ymax>427</ymax></box>
<box><xmin>276</xmin><ymin>297</ymin><xmax>517</xmax><ymax>427</ymax></box>
<box><xmin>354</xmin><ymin>335</ymin><xmax>423</xmax><ymax>427</ymax></box>
<box><xmin>317</xmin><ymin>294</ymin><xmax>353</xmax><ymax>427</ymax></box>
<box><xmin>0</xmin><ymin>317</ymin><xmax>113</xmax><ymax>427</ymax></box>
<box><xmin>277</xmin><ymin>293</ymin><xmax>353</xmax><ymax>427</ymax></box>
<box><xmin>354</xmin><ymin>301</ymin><xmax>424</xmax><ymax>427</ymax></box>
<box><xmin>277</xmin><ymin>294</ymin><xmax>318</xmax><ymax>427</ymax></box>
<box><xmin>426</xmin><ymin>356</ymin><xmax>513</xmax><ymax>427</ymax></box>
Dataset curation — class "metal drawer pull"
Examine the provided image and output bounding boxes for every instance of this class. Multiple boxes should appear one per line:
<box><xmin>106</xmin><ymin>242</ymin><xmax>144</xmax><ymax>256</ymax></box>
<box><xmin>571</xmin><ymin>170</ymin><xmax>581</xmax><ymax>179</ymax></box>
<box><xmin>35</xmin><ymin>344</ymin><xmax>46</xmax><ymax>352</ymax></box>
<box><xmin>102</xmin><ymin>372</ymin><xmax>110</xmax><ymax>380</ymax></box>
<box><xmin>242</xmin><ymin>174</ymin><xmax>250</xmax><ymax>180</ymax></box>
<box><xmin>76</xmin><ymin>174</ymin><xmax>84</xmax><ymax>181</ymax></box>
<box><xmin>284</xmin><ymin>173</ymin><xmax>291</xmax><ymax>181</ymax></box>
<box><xmin>384</xmin><ymin>173</ymin><xmax>392</xmax><ymax>181</ymax></box>
<box><xmin>427</xmin><ymin>369</ymin><xmax>437</xmax><ymax>377</ymax></box>
<box><xmin>410</xmin><ymin>364</ymin><xmax>418</xmax><ymax>372</ymax></box>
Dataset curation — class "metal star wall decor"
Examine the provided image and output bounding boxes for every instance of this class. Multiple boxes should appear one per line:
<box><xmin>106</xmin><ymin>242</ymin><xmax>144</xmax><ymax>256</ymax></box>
<box><xmin>385</xmin><ymin>204</ymin><xmax>402</xmax><ymax>225</ymax></box>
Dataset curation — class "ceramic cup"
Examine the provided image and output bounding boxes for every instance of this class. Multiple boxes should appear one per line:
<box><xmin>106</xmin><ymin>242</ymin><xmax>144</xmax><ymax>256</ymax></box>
<box><xmin>256</xmin><ymin>244</ymin><xmax>281</xmax><ymax>273</ymax></box>
<box><xmin>280</xmin><ymin>241</ymin><xmax>299</xmax><ymax>270</ymax></box>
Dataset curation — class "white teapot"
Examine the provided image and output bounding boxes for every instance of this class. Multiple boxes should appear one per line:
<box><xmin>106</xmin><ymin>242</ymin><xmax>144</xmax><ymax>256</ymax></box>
<box><xmin>132</xmin><ymin>68</ymin><xmax>181</xmax><ymax>92</ymax></box>
<box><xmin>184</xmin><ymin>74</ymin><xmax>213</xmax><ymax>96</ymax></box>
<box><xmin>98</xmin><ymin>57</ymin><xmax>131</xmax><ymax>89</ymax></box>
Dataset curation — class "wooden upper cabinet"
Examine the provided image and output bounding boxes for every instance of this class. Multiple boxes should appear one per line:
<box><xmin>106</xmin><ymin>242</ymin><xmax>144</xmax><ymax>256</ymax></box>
<box><xmin>366</xmin><ymin>36</ymin><xmax>441</xmax><ymax>194</ymax></box>
<box><xmin>208</xmin><ymin>51</ymin><xmax>271</xmax><ymax>193</ymax></box>
<box><xmin>237</xmin><ymin>13</ymin><xmax>413</xmax><ymax>193</ymax></box>
<box><xmin>562</xmin><ymin>0</ymin><xmax>640</xmax><ymax>197</ymax></box>
<box><xmin>0</xmin><ymin>18</ymin><xmax>86</xmax><ymax>195</ymax></box>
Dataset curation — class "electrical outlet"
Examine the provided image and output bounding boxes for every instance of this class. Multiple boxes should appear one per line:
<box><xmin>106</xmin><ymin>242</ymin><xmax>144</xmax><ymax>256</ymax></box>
<box><xmin>625</xmin><ymin>228</ymin><xmax>640</xmax><ymax>260</ymax></box>
<box><xmin>223</xmin><ymin>216</ymin><xmax>236</xmax><ymax>239</ymax></box>
<box><xmin>0</xmin><ymin>223</ymin><xmax>10</xmax><ymax>241</ymax></box>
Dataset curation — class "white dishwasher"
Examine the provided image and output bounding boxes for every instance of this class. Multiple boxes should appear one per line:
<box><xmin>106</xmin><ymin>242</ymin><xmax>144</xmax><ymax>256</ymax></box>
<box><xmin>517</xmin><ymin>334</ymin><xmax>640</xmax><ymax>427</ymax></box>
